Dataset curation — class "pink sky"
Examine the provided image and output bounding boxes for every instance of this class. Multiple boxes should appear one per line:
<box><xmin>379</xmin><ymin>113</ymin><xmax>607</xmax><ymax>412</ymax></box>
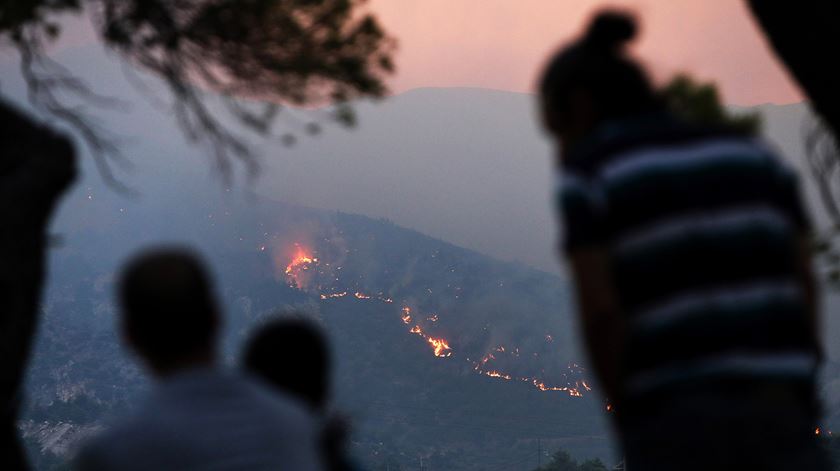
<box><xmin>369</xmin><ymin>0</ymin><xmax>803</xmax><ymax>105</ymax></box>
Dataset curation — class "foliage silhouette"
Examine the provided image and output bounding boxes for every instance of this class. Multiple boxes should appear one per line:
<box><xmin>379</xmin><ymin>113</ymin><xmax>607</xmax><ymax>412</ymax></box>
<box><xmin>661</xmin><ymin>74</ymin><xmax>761</xmax><ymax>135</ymax></box>
<box><xmin>747</xmin><ymin>2</ymin><xmax>840</xmax><ymax>143</ymax></box>
<box><xmin>0</xmin><ymin>0</ymin><xmax>395</xmax><ymax>184</ymax></box>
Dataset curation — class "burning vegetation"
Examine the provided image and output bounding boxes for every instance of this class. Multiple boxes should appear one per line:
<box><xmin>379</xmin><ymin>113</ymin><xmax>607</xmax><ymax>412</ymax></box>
<box><xmin>281</xmin><ymin>242</ymin><xmax>587</xmax><ymax>396</ymax></box>
<box><xmin>284</xmin><ymin>244</ymin><xmax>318</xmax><ymax>289</ymax></box>
<box><xmin>405</xmin><ymin>321</ymin><xmax>452</xmax><ymax>358</ymax></box>
<box><xmin>472</xmin><ymin>350</ymin><xmax>590</xmax><ymax>397</ymax></box>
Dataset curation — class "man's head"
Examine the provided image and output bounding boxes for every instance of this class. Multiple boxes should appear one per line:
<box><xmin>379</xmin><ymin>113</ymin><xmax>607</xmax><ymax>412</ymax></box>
<box><xmin>118</xmin><ymin>248</ymin><xmax>220</xmax><ymax>376</ymax></box>
<box><xmin>539</xmin><ymin>10</ymin><xmax>659</xmax><ymax>155</ymax></box>
<box><xmin>243</xmin><ymin>317</ymin><xmax>331</xmax><ymax>411</ymax></box>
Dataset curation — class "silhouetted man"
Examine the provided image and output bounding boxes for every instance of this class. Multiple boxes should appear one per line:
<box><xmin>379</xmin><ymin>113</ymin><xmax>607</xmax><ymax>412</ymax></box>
<box><xmin>244</xmin><ymin>318</ymin><xmax>359</xmax><ymax>471</ymax></box>
<box><xmin>77</xmin><ymin>249</ymin><xmax>323</xmax><ymax>470</ymax></box>
<box><xmin>539</xmin><ymin>10</ymin><xmax>828</xmax><ymax>470</ymax></box>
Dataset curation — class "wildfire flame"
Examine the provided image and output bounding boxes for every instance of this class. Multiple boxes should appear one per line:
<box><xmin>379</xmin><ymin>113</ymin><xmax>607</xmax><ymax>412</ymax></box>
<box><xmin>403</xmin><ymin>307</ymin><xmax>452</xmax><ymax>358</ymax></box>
<box><xmin>473</xmin><ymin>350</ymin><xmax>586</xmax><ymax>397</ymax></box>
<box><xmin>427</xmin><ymin>337</ymin><xmax>452</xmax><ymax>357</ymax></box>
<box><xmin>285</xmin><ymin>245</ymin><xmax>318</xmax><ymax>288</ymax></box>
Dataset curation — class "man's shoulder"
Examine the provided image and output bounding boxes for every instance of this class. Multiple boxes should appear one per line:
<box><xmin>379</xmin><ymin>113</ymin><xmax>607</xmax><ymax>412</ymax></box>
<box><xmin>76</xmin><ymin>370</ymin><xmax>319</xmax><ymax>469</ymax></box>
<box><xmin>566</xmin><ymin>116</ymin><xmax>765</xmax><ymax>177</ymax></box>
<box><xmin>172</xmin><ymin>369</ymin><xmax>315</xmax><ymax>431</ymax></box>
<box><xmin>234</xmin><ymin>373</ymin><xmax>314</xmax><ymax>424</ymax></box>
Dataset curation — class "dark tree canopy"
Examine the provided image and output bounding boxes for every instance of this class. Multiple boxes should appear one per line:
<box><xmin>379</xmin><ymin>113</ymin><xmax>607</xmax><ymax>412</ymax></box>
<box><xmin>745</xmin><ymin>1</ymin><xmax>840</xmax><ymax>286</ymax></box>
<box><xmin>747</xmin><ymin>1</ymin><xmax>840</xmax><ymax>143</ymax></box>
<box><xmin>1</xmin><ymin>0</ymin><xmax>395</xmax><ymax>183</ymax></box>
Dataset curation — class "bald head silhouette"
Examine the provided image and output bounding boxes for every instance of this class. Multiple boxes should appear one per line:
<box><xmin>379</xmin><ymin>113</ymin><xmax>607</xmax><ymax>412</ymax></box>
<box><xmin>118</xmin><ymin>248</ymin><xmax>220</xmax><ymax>376</ymax></box>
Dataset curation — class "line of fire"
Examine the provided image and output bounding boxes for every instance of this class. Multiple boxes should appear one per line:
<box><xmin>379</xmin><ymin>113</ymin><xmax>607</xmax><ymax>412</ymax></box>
<box><xmin>283</xmin><ymin>242</ymin><xmax>592</xmax><ymax>398</ymax></box>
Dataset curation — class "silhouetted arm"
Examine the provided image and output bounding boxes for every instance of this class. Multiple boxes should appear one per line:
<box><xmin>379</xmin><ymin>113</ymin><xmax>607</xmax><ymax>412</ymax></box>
<box><xmin>568</xmin><ymin>247</ymin><xmax>625</xmax><ymax>415</ymax></box>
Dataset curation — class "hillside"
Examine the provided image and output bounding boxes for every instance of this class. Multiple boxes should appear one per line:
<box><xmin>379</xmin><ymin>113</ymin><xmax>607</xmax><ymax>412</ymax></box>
<box><xmin>23</xmin><ymin>193</ymin><xmax>611</xmax><ymax>470</ymax></box>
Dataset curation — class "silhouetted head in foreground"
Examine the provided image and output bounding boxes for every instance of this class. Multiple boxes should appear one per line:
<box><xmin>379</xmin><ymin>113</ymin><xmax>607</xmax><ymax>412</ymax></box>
<box><xmin>244</xmin><ymin>318</ymin><xmax>331</xmax><ymax>411</ymax></box>
<box><xmin>539</xmin><ymin>10</ymin><xmax>660</xmax><ymax>153</ymax></box>
<box><xmin>118</xmin><ymin>249</ymin><xmax>220</xmax><ymax>377</ymax></box>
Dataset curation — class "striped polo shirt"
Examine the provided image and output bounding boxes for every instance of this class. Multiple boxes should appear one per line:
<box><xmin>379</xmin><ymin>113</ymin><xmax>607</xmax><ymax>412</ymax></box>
<box><xmin>556</xmin><ymin>113</ymin><xmax>819</xmax><ymax>399</ymax></box>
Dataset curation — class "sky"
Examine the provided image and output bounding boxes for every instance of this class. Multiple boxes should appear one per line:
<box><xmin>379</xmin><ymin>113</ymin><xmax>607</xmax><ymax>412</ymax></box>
<box><xmin>368</xmin><ymin>0</ymin><xmax>803</xmax><ymax>105</ymax></box>
<box><xmin>17</xmin><ymin>1</ymin><xmax>804</xmax><ymax>106</ymax></box>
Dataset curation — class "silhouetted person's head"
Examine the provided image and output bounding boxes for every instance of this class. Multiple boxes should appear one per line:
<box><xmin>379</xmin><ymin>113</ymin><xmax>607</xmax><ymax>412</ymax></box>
<box><xmin>118</xmin><ymin>248</ymin><xmax>220</xmax><ymax>377</ymax></box>
<box><xmin>244</xmin><ymin>318</ymin><xmax>331</xmax><ymax>411</ymax></box>
<box><xmin>539</xmin><ymin>10</ymin><xmax>660</xmax><ymax>153</ymax></box>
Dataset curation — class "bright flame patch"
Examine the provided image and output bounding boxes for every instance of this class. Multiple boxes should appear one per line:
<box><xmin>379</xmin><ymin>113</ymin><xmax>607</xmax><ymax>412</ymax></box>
<box><xmin>285</xmin><ymin>244</ymin><xmax>318</xmax><ymax>288</ymax></box>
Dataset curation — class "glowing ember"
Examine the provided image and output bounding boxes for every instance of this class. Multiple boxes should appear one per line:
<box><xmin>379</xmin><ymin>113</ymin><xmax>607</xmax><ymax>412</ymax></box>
<box><xmin>474</xmin><ymin>353</ymin><xmax>495</xmax><ymax>370</ymax></box>
<box><xmin>485</xmin><ymin>371</ymin><xmax>512</xmax><ymax>380</ymax></box>
<box><xmin>531</xmin><ymin>379</ymin><xmax>583</xmax><ymax>397</ymax></box>
<box><xmin>316</xmin><ymin>288</ymin><xmax>393</xmax><ymax>304</ymax></box>
<box><xmin>401</xmin><ymin>307</ymin><xmax>412</xmax><ymax>324</ymax></box>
